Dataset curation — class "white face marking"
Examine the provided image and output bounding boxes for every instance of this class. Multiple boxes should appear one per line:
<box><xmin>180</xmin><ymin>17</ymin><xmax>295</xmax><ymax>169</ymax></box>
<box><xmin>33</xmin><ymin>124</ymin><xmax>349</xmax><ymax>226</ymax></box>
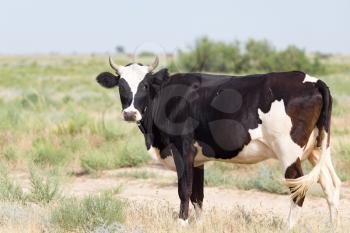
<box><xmin>118</xmin><ymin>64</ymin><xmax>149</xmax><ymax>119</ymax></box>
<box><xmin>303</xmin><ymin>74</ymin><xmax>318</xmax><ymax>83</ymax></box>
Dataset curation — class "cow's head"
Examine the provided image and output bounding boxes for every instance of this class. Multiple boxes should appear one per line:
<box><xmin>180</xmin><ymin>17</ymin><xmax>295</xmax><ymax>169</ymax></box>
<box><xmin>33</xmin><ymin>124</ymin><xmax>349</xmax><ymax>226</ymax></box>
<box><xmin>96</xmin><ymin>56</ymin><xmax>163</xmax><ymax>122</ymax></box>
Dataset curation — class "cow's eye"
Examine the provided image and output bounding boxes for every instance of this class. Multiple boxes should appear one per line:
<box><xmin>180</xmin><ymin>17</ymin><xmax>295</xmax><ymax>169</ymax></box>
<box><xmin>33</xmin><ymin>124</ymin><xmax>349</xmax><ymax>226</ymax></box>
<box><xmin>142</xmin><ymin>84</ymin><xmax>148</xmax><ymax>90</ymax></box>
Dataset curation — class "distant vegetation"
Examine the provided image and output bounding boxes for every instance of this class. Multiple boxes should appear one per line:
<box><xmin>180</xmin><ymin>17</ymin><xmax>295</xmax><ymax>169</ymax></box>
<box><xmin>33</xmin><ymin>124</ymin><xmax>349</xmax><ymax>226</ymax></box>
<box><xmin>170</xmin><ymin>37</ymin><xmax>327</xmax><ymax>74</ymax></box>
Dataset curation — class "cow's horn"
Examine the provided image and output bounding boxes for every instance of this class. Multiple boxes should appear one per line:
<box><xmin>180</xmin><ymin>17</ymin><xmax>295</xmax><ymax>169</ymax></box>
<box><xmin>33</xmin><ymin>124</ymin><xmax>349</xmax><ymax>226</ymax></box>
<box><xmin>148</xmin><ymin>56</ymin><xmax>159</xmax><ymax>72</ymax></box>
<box><xmin>109</xmin><ymin>56</ymin><xmax>121</xmax><ymax>73</ymax></box>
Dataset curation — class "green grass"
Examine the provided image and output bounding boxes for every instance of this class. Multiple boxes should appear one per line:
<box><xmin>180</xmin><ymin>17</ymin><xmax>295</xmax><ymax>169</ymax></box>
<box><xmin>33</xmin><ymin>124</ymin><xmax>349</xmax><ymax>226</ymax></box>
<box><xmin>205</xmin><ymin>162</ymin><xmax>288</xmax><ymax>194</ymax></box>
<box><xmin>31</xmin><ymin>138</ymin><xmax>70</xmax><ymax>167</ymax></box>
<box><xmin>28</xmin><ymin>168</ymin><xmax>61</xmax><ymax>204</ymax></box>
<box><xmin>1</xmin><ymin>146</ymin><xmax>17</xmax><ymax>162</ymax></box>
<box><xmin>0</xmin><ymin>168</ymin><xmax>26</xmax><ymax>203</ymax></box>
<box><xmin>80</xmin><ymin>141</ymin><xmax>150</xmax><ymax>174</ymax></box>
<box><xmin>50</xmin><ymin>193</ymin><xmax>125</xmax><ymax>232</ymax></box>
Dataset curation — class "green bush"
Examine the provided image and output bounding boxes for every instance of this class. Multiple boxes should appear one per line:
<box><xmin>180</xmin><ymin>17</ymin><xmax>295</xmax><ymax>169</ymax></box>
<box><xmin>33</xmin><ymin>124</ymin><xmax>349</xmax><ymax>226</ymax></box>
<box><xmin>51</xmin><ymin>194</ymin><xmax>125</xmax><ymax>232</ymax></box>
<box><xmin>1</xmin><ymin>146</ymin><xmax>17</xmax><ymax>162</ymax></box>
<box><xmin>28</xmin><ymin>168</ymin><xmax>61</xmax><ymax>204</ymax></box>
<box><xmin>31</xmin><ymin>138</ymin><xmax>69</xmax><ymax>166</ymax></box>
<box><xmin>172</xmin><ymin>37</ymin><xmax>327</xmax><ymax>75</ymax></box>
<box><xmin>0</xmin><ymin>168</ymin><xmax>26</xmax><ymax>203</ymax></box>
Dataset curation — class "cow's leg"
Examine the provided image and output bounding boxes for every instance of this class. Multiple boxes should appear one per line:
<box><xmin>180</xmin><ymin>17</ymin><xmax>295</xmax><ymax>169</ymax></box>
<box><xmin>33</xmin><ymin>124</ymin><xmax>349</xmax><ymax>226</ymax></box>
<box><xmin>190</xmin><ymin>165</ymin><xmax>204</xmax><ymax>219</ymax></box>
<box><xmin>284</xmin><ymin>157</ymin><xmax>305</xmax><ymax>229</ymax></box>
<box><xmin>308</xmin><ymin>149</ymin><xmax>341</xmax><ymax>225</ymax></box>
<box><xmin>172</xmin><ymin>140</ymin><xmax>195</xmax><ymax>225</ymax></box>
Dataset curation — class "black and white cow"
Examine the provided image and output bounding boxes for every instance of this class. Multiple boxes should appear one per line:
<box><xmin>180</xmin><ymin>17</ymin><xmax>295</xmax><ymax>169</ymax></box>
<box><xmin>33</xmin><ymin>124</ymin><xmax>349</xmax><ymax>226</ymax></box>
<box><xmin>96</xmin><ymin>57</ymin><xmax>341</xmax><ymax>228</ymax></box>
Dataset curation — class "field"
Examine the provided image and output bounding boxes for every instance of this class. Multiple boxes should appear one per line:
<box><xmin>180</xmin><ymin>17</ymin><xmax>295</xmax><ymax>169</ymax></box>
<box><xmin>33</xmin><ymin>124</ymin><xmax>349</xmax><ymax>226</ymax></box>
<box><xmin>0</xmin><ymin>54</ymin><xmax>350</xmax><ymax>232</ymax></box>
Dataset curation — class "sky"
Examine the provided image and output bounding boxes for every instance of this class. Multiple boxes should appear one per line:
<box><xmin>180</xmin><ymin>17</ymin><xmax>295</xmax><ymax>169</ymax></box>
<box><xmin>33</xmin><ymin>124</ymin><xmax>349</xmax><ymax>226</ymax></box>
<box><xmin>0</xmin><ymin>0</ymin><xmax>349</xmax><ymax>54</ymax></box>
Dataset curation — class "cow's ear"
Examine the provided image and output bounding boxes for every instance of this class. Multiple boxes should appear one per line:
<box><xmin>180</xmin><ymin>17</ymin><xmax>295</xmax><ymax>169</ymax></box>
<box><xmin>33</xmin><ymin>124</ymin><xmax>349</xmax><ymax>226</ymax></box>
<box><xmin>96</xmin><ymin>72</ymin><xmax>120</xmax><ymax>88</ymax></box>
<box><xmin>151</xmin><ymin>68</ymin><xmax>169</xmax><ymax>85</ymax></box>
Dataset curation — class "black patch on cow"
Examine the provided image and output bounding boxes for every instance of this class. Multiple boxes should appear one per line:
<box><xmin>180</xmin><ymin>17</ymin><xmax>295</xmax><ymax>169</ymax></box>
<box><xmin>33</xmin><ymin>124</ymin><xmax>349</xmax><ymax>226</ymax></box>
<box><xmin>125</xmin><ymin>63</ymin><xmax>144</xmax><ymax>67</ymax></box>
<box><xmin>210</xmin><ymin>89</ymin><xmax>242</xmax><ymax>114</ymax></box>
<box><xmin>209</xmin><ymin>120</ymin><xmax>248</xmax><ymax>151</ymax></box>
<box><xmin>126</xmin><ymin>70</ymin><xmax>330</xmax><ymax>162</ymax></box>
<box><xmin>285</xmin><ymin>158</ymin><xmax>305</xmax><ymax>206</ymax></box>
<box><xmin>96</xmin><ymin>72</ymin><xmax>119</xmax><ymax>88</ymax></box>
<box><xmin>118</xmin><ymin>79</ymin><xmax>133</xmax><ymax>109</ymax></box>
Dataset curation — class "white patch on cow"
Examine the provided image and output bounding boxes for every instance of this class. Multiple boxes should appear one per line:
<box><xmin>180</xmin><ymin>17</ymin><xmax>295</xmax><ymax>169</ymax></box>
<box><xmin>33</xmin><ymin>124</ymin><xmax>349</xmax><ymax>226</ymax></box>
<box><xmin>194</xmin><ymin>138</ymin><xmax>276</xmax><ymax>165</ymax></box>
<box><xmin>248</xmin><ymin>125</ymin><xmax>263</xmax><ymax>140</ymax></box>
<box><xmin>178</xmin><ymin>218</ymin><xmax>189</xmax><ymax>226</ymax></box>
<box><xmin>288</xmin><ymin>201</ymin><xmax>302</xmax><ymax>229</ymax></box>
<box><xmin>257</xmin><ymin>99</ymin><xmax>303</xmax><ymax>169</ymax></box>
<box><xmin>118</xmin><ymin>64</ymin><xmax>149</xmax><ymax>119</ymax></box>
<box><xmin>147</xmin><ymin>146</ymin><xmax>160</xmax><ymax>161</ymax></box>
<box><xmin>148</xmin><ymin>146</ymin><xmax>176</xmax><ymax>171</ymax></box>
<box><xmin>303</xmin><ymin>74</ymin><xmax>318</xmax><ymax>83</ymax></box>
<box><xmin>193</xmin><ymin>203</ymin><xmax>202</xmax><ymax>219</ymax></box>
<box><xmin>123</xmin><ymin>105</ymin><xmax>142</xmax><ymax>121</ymax></box>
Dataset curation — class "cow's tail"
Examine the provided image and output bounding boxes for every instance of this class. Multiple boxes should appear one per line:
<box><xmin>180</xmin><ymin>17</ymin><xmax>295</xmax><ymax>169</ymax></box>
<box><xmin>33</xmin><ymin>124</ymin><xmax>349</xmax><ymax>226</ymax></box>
<box><xmin>285</xmin><ymin>79</ymin><xmax>332</xmax><ymax>201</ymax></box>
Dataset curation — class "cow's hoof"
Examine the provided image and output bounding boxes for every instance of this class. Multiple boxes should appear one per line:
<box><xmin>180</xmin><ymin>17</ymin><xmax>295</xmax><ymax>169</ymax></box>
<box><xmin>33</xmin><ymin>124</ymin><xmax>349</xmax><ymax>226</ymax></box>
<box><xmin>178</xmin><ymin>218</ymin><xmax>189</xmax><ymax>226</ymax></box>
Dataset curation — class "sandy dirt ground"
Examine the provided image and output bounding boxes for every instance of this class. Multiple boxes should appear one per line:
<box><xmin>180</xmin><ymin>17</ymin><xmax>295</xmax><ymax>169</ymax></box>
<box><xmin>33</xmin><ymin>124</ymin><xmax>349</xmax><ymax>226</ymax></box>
<box><xmin>37</xmin><ymin>163</ymin><xmax>349</xmax><ymax>221</ymax></box>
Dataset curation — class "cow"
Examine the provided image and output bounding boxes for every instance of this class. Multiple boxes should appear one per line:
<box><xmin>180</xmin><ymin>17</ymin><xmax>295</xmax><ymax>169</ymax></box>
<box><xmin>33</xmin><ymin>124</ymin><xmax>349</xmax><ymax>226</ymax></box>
<box><xmin>96</xmin><ymin>56</ymin><xmax>341</xmax><ymax>228</ymax></box>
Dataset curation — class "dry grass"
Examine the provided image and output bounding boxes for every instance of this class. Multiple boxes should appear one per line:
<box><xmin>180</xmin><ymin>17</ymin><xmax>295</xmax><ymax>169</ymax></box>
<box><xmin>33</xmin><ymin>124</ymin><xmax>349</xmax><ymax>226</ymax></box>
<box><xmin>0</xmin><ymin>200</ymin><xmax>349</xmax><ymax>233</ymax></box>
<box><xmin>123</xmin><ymin>201</ymin><xmax>347</xmax><ymax>233</ymax></box>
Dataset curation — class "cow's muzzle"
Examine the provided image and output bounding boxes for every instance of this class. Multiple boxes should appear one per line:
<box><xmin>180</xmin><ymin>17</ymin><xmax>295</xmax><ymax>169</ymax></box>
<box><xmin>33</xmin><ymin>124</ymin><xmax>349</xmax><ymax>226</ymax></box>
<box><xmin>123</xmin><ymin>111</ymin><xmax>138</xmax><ymax>122</ymax></box>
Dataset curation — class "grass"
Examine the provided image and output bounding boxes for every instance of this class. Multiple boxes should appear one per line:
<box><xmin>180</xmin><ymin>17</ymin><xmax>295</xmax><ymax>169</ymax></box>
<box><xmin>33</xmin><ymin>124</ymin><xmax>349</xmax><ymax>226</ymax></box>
<box><xmin>28</xmin><ymin>168</ymin><xmax>61</xmax><ymax>204</ymax></box>
<box><xmin>80</xmin><ymin>141</ymin><xmax>150</xmax><ymax>174</ymax></box>
<box><xmin>0</xmin><ymin>54</ymin><xmax>349</xmax><ymax>232</ymax></box>
<box><xmin>0</xmin><ymin>168</ymin><xmax>26</xmax><ymax>203</ymax></box>
<box><xmin>204</xmin><ymin>162</ymin><xmax>288</xmax><ymax>194</ymax></box>
<box><xmin>122</xmin><ymin>201</ymin><xmax>349</xmax><ymax>233</ymax></box>
<box><xmin>30</xmin><ymin>138</ymin><xmax>69</xmax><ymax>167</ymax></box>
<box><xmin>0</xmin><ymin>166</ymin><xmax>61</xmax><ymax>205</ymax></box>
<box><xmin>50</xmin><ymin>193</ymin><xmax>125</xmax><ymax>232</ymax></box>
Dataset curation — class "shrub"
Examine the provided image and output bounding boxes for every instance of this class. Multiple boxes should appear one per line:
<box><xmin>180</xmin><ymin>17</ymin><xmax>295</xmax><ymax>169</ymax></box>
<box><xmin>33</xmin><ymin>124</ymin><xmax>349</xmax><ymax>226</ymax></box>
<box><xmin>0</xmin><ymin>168</ymin><xmax>26</xmax><ymax>203</ymax></box>
<box><xmin>51</xmin><ymin>193</ymin><xmax>125</xmax><ymax>232</ymax></box>
<box><xmin>173</xmin><ymin>37</ymin><xmax>327</xmax><ymax>75</ymax></box>
<box><xmin>1</xmin><ymin>146</ymin><xmax>17</xmax><ymax>162</ymax></box>
<box><xmin>28</xmin><ymin>168</ymin><xmax>61</xmax><ymax>204</ymax></box>
<box><xmin>31</xmin><ymin>138</ymin><xmax>69</xmax><ymax>166</ymax></box>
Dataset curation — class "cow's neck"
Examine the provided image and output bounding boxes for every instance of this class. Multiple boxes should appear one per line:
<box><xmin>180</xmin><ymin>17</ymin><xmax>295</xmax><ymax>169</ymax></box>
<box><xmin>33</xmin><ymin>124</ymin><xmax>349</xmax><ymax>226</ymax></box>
<box><xmin>138</xmin><ymin>97</ymin><xmax>155</xmax><ymax>149</ymax></box>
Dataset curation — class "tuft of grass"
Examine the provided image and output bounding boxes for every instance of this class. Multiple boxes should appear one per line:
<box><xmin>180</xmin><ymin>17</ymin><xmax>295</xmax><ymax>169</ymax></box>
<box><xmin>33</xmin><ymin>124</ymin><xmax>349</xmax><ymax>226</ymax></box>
<box><xmin>116</xmin><ymin>142</ymin><xmax>150</xmax><ymax>168</ymax></box>
<box><xmin>334</xmin><ymin>141</ymin><xmax>350</xmax><ymax>181</ymax></box>
<box><xmin>237</xmin><ymin>166</ymin><xmax>288</xmax><ymax>194</ymax></box>
<box><xmin>80</xmin><ymin>142</ymin><xmax>150</xmax><ymax>174</ymax></box>
<box><xmin>1</xmin><ymin>146</ymin><xmax>17</xmax><ymax>162</ymax></box>
<box><xmin>0</xmin><ymin>167</ymin><xmax>26</xmax><ymax>203</ymax></box>
<box><xmin>80</xmin><ymin>149</ymin><xmax>119</xmax><ymax>174</ymax></box>
<box><xmin>51</xmin><ymin>193</ymin><xmax>125</xmax><ymax>232</ymax></box>
<box><xmin>54</xmin><ymin>113</ymin><xmax>89</xmax><ymax>136</ymax></box>
<box><xmin>31</xmin><ymin>138</ymin><xmax>69</xmax><ymax>167</ymax></box>
<box><xmin>28</xmin><ymin>168</ymin><xmax>61</xmax><ymax>204</ymax></box>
